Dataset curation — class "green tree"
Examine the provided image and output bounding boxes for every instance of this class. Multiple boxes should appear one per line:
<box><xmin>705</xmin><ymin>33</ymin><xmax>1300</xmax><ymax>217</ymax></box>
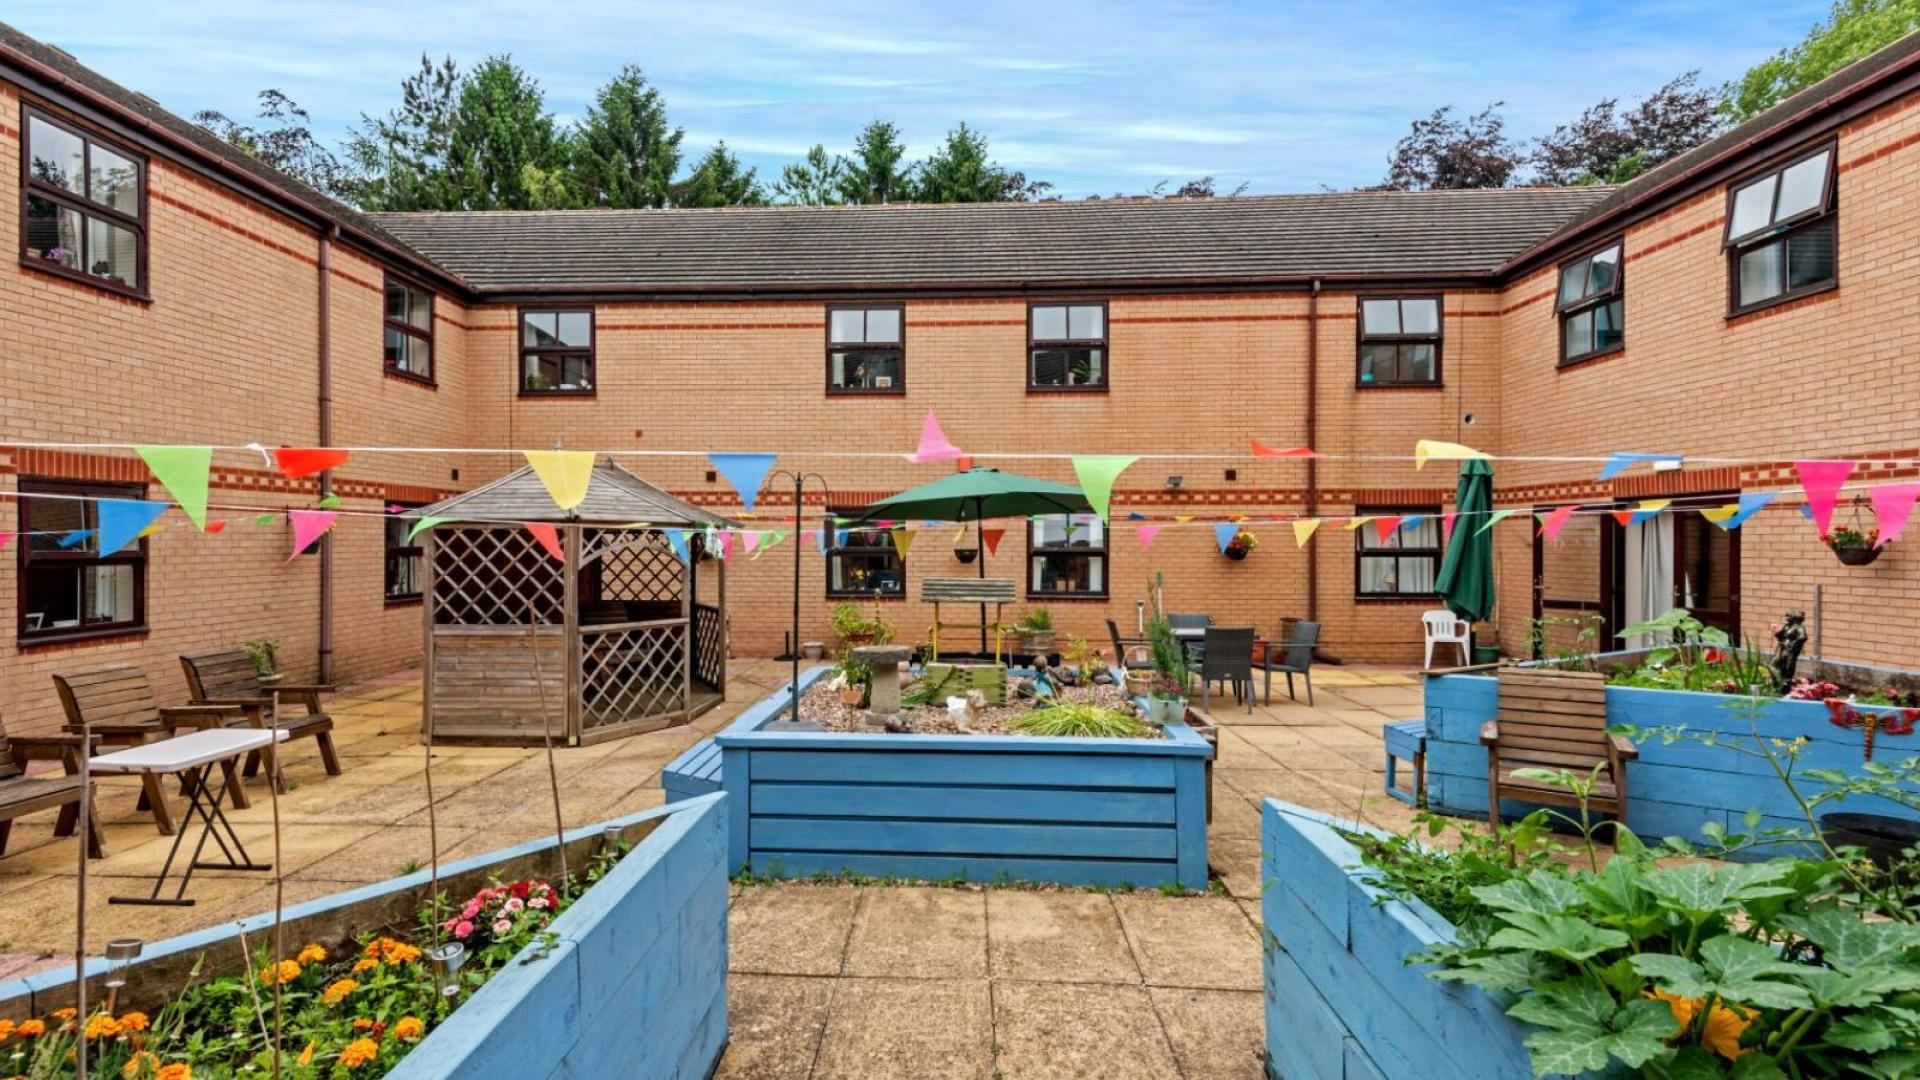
<box><xmin>838</xmin><ymin>120</ymin><xmax>911</xmax><ymax>204</ymax></box>
<box><xmin>573</xmin><ymin>65</ymin><xmax>682</xmax><ymax>209</ymax></box>
<box><xmin>446</xmin><ymin>56</ymin><xmax>573</xmax><ymax>210</ymax></box>
<box><xmin>674</xmin><ymin>142</ymin><xmax>764</xmax><ymax>207</ymax></box>
<box><xmin>342</xmin><ymin>54</ymin><xmax>462</xmax><ymax>211</ymax></box>
<box><xmin>773</xmin><ymin>144</ymin><xmax>847</xmax><ymax>205</ymax></box>
<box><xmin>1722</xmin><ymin>0</ymin><xmax>1920</xmax><ymax>123</ymax></box>
<box><xmin>913</xmin><ymin>123</ymin><xmax>1051</xmax><ymax>202</ymax></box>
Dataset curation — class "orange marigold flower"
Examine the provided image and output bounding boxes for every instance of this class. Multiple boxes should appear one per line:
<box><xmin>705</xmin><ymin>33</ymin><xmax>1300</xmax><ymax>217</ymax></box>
<box><xmin>0</xmin><ymin>1019</ymin><xmax>14</xmax><ymax>1040</ymax></box>
<box><xmin>321</xmin><ymin>979</ymin><xmax>361</xmax><ymax>1006</ymax></box>
<box><xmin>295</xmin><ymin>944</ymin><xmax>326</xmax><ymax>966</ymax></box>
<box><xmin>16</xmin><ymin>1019</ymin><xmax>46</xmax><ymax>1038</ymax></box>
<box><xmin>391</xmin><ymin>1016</ymin><xmax>424</xmax><ymax>1042</ymax></box>
<box><xmin>259</xmin><ymin>960</ymin><xmax>302</xmax><ymax>986</ymax></box>
<box><xmin>365</xmin><ymin>937</ymin><xmax>422</xmax><ymax>966</ymax></box>
<box><xmin>155</xmin><ymin>1065</ymin><xmax>192</xmax><ymax>1080</ymax></box>
<box><xmin>351</xmin><ymin>1018</ymin><xmax>374</xmax><ymax>1032</ymax></box>
<box><xmin>122</xmin><ymin>1050</ymin><xmax>158</xmax><ymax>1078</ymax></box>
<box><xmin>116</xmin><ymin>1012</ymin><xmax>149</xmax><ymax>1033</ymax></box>
<box><xmin>51</xmin><ymin>1008</ymin><xmax>76</xmax><ymax>1023</ymax></box>
<box><xmin>339</xmin><ymin>1037</ymin><xmax>380</xmax><ymax>1069</ymax></box>
<box><xmin>351</xmin><ymin>957</ymin><xmax>379</xmax><ymax>975</ymax></box>
<box><xmin>297</xmin><ymin>1041</ymin><xmax>316</xmax><ymax>1067</ymax></box>
<box><xmin>84</xmin><ymin>1013</ymin><xmax>121</xmax><ymax>1039</ymax></box>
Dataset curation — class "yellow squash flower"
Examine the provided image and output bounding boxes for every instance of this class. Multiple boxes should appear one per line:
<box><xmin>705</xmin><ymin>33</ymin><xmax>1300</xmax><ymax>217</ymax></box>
<box><xmin>1701</xmin><ymin>1001</ymin><xmax>1755</xmax><ymax>1060</ymax></box>
<box><xmin>340</xmin><ymin>1037</ymin><xmax>380</xmax><ymax>1069</ymax></box>
<box><xmin>321</xmin><ymin>979</ymin><xmax>360</xmax><ymax>1006</ymax></box>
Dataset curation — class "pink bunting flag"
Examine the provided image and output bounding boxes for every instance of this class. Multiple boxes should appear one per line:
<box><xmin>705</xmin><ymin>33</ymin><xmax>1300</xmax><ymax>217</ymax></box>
<box><xmin>525</xmin><ymin>522</ymin><xmax>565</xmax><ymax>562</ymax></box>
<box><xmin>1539</xmin><ymin>505</ymin><xmax>1578</xmax><ymax>542</ymax></box>
<box><xmin>286</xmin><ymin>510</ymin><xmax>338</xmax><ymax>562</ymax></box>
<box><xmin>909</xmin><ymin>411</ymin><xmax>963</xmax><ymax>463</ymax></box>
<box><xmin>719</xmin><ymin>531</ymin><xmax>734</xmax><ymax>561</ymax></box>
<box><xmin>1135</xmin><ymin>525</ymin><xmax>1162</xmax><ymax>549</ymax></box>
<box><xmin>1870</xmin><ymin>482</ymin><xmax>1920</xmax><ymax>547</ymax></box>
<box><xmin>741</xmin><ymin>530</ymin><xmax>761</xmax><ymax>555</ymax></box>
<box><xmin>1441</xmin><ymin>512</ymin><xmax>1458</xmax><ymax>541</ymax></box>
<box><xmin>0</xmin><ymin>531</ymin><xmax>13</xmax><ymax>550</ymax></box>
<box><xmin>1795</xmin><ymin>459</ymin><xmax>1857</xmax><ymax>535</ymax></box>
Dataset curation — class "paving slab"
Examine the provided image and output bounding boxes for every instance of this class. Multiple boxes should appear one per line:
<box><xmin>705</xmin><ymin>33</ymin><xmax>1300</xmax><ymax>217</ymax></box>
<box><xmin>1210</xmin><ymin>838</ymin><xmax>1265</xmax><ymax>901</ymax></box>
<box><xmin>810</xmin><ymin>977</ymin><xmax>993</xmax><ymax>1080</ymax></box>
<box><xmin>715</xmin><ymin>973</ymin><xmax>835</xmax><ymax>1079</ymax></box>
<box><xmin>729</xmin><ymin>884</ymin><xmax>862</xmax><ymax>976</ymax></box>
<box><xmin>986</xmin><ymin>891</ymin><xmax>1139</xmax><ymax>985</ymax></box>
<box><xmin>992</xmin><ymin>979</ymin><xmax>1181</xmax><ymax>1079</ymax></box>
<box><xmin>1149</xmin><ymin>987</ymin><xmax>1268</xmax><ymax>1079</ymax></box>
<box><xmin>844</xmin><ymin>887</ymin><xmax>986</xmax><ymax>978</ymax></box>
<box><xmin>1113</xmin><ymin>896</ymin><xmax>1262</xmax><ymax>991</ymax></box>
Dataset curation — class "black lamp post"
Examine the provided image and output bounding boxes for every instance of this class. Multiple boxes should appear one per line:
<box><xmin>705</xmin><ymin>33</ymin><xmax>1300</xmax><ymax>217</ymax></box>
<box><xmin>769</xmin><ymin>470</ymin><xmax>828</xmax><ymax>724</ymax></box>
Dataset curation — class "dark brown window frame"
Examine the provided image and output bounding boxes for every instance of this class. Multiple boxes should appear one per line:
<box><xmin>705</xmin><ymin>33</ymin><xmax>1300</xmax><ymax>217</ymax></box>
<box><xmin>19</xmin><ymin>104</ymin><xmax>149</xmax><ymax>301</ymax></box>
<box><xmin>824</xmin><ymin>519</ymin><xmax>907</xmax><ymax>600</ymax></box>
<box><xmin>1027</xmin><ymin>300</ymin><xmax>1110</xmax><ymax>393</ymax></box>
<box><xmin>825</xmin><ymin>303</ymin><xmax>906</xmax><ymax>396</ymax></box>
<box><xmin>1555</xmin><ymin>237</ymin><xmax>1626</xmax><ymax>367</ymax></box>
<box><xmin>1355</xmin><ymin>294</ymin><xmax>1444</xmax><ymax>388</ymax></box>
<box><xmin>517</xmin><ymin>305</ymin><xmax>597</xmax><ymax>397</ymax></box>
<box><xmin>1724</xmin><ymin>142</ymin><xmax>1838</xmax><ymax>319</ymax></box>
<box><xmin>17</xmin><ymin>477</ymin><xmax>150</xmax><ymax>645</ymax></box>
<box><xmin>1026</xmin><ymin>513</ymin><xmax>1110</xmax><ymax>599</ymax></box>
<box><xmin>382</xmin><ymin>272</ymin><xmax>436</xmax><ymax>387</ymax></box>
<box><xmin>384</xmin><ymin>501</ymin><xmax>426</xmax><ymax>605</ymax></box>
<box><xmin>1353</xmin><ymin>505</ymin><xmax>1443</xmax><ymax>602</ymax></box>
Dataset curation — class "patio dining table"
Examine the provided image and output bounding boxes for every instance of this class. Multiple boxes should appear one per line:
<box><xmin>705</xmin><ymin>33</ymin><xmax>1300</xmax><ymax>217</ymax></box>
<box><xmin>88</xmin><ymin>727</ymin><xmax>287</xmax><ymax>907</ymax></box>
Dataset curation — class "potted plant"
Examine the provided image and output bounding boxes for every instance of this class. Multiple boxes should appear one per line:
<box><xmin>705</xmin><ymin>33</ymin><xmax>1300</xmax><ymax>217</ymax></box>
<box><xmin>1144</xmin><ymin>614</ymin><xmax>1189</xmax><ymax>725</ymax></box>
<box><xmin>244</xmin><ymin>637</ymin><xmax>283</xmax><ymax>684</ymax></box>
<box><xmin>1823</xmin><ymin>525</ymin><xmax>1883</xmax><ymax>566</ymax></box>
<box><xmin>830</xmin><ymin>601</ymin><xmax>895</xmax><ymax>648</ymax></box>
<box><xmin>1223</xmin><ymin>528</ymin><xmax>1259</xmax><ymax>561</ymax></box>
<box><xmin>954</xmin><ymin>547</ymin><xmax>979</xmax><ymax>565</ymax></box>
<box><xmin>1016</xmin><ymin>608</ymin><xmax>1055</xmax><ymax>654</ymax></box>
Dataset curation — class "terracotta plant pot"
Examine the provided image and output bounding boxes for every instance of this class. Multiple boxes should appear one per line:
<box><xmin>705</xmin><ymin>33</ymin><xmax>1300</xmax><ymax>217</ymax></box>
<box><xmin>1833</xmin><ymin>545</ymin><xmax>1883</xmax><ymax>566</ymax></box>
<box><xmin>1020</xmin><ymin>630</ymin><xmax>1056</xmax><ymax>653</ymax></box>
<box><xmin>839</xmin><ymin>688</ymin><xmax>866</xmax><ymax>707</ymax></box>
<box><xmin>843</xmin><ymin>632</ymin><xmax>877</xmax><ymax>648</ymax></box>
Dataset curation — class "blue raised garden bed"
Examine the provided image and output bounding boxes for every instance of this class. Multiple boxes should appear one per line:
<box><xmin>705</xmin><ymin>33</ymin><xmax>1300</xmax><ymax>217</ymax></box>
<box><xmin>1421</xmin><ymin>661</ymin><xmax>1920</xmax><ymax>851</ymax></box>
<box><xmin>1262</xmin><ymin>798</ymin><xmax>1543</xmax><ymax>1080</ymax></box>
<box><xmin>708</xmin><ymin>665</ymin><xmax>1214</xmax><ymax>889</ymax></box>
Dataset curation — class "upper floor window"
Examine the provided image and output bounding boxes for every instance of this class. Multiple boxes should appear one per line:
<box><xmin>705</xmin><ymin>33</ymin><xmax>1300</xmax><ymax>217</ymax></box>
<box><xmin>1029</xmin><ymin>303</ymin><xmax>1107</xmax><ymax>390</ymax></box>
<box><xmin>19</xmin><ymin>479</ymin><xmax>147</xmax><ymax>641</ymax></box>
<box><xmin>826</xmin><ymin>522</ymin><xmax>904</xmax><ymax>598</ymax></box>
<box><xmin>1557</xmin><ymin>241</ymin><xmax>1624</xmax><ymax>365</ymax></box>
<box><xmin>520</xmin><ymin>308</ymin><xmax>595</xmax><ymax>395</ymax></box>
<box><xmin>827</xmin><ymin>305</ymin><xmax>904</xmax><ymax>393</ymax></box>
<box><xmin>1726</xmin><ymin>144</ymin><xmax>1836</xmax><ymax>314</ymax></box>
<box><xmin>1028</xmin><ymin>513</ymin><xmax>1107</xmax><ymax>597</ymax></box>
<box><xmin>22</xmin><ymin>109</ymin><xmax>146</xmax><ymax>297</ymax></box>
<box><xmin>1355</xmin><ymin>509</ymin><xmax>1441</xmax><ymax>599</ymax></box>
<box><xmin>1357</xmin><ymin>297</ymin><xmax>1441</xmax><ymax>386</ymax></box>
<box><xmin>383</xmin><ymin>275</ymin><xmax>434</xmax><ymax>384</ymax></box>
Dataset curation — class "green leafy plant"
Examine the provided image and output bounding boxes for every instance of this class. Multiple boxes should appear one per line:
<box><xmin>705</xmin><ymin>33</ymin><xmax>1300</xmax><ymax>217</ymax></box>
<box><xmin>1525</xmin><ymin>612</ymin><xmax>1604</xmax><ymax>669</ymax></box>
<box><xmin>1614</xmin><ymin>607</ymin><xmax>1735</xmax><ymax>691</ymax></box>
<box><xmin>1824</xmin><ymin>525</ymin><xmax>1879</xmax><ymax>552</ymax></box>
<box><xmin>1017</xmin><ymin>607</ymin><xmax>1053</xmax><ymax>633</ymax></box>
<box><xmin>1011</xmin><ymin>702</ymin><xmax>1150</xmax><ymax>739</ymax></box>
<box><xmin>1142</xmin><ymin>576</ymin><xmax>1189</xmax><ymax>699</ymax></box>
<box><xmin>828</xmin><ymin>601</ymin><xmax>895</xmax><ymax>646</ymax></box>
<box><xmin>243</xmin><ymin>637</ymin><xmax>282</xmax><ymax>678</ymax></box>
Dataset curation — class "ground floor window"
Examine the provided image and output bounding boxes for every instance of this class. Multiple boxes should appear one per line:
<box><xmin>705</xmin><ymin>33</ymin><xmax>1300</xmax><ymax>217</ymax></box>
<box><xmin>386</xmin><ymin>504</ymin><xmax>424</xmax><ymax>602</ymax></box>
<box><xmin>827</xmin><ymin>523</ymin><xmax>904</xmax><ymax>598</ymax></box>
<box><xmin>18</xmin><ymin>478</ymin><xmax>147</xmax><ymax>639</ymax></box>
<box><xmin>1355</xmin><ymin>508</ymin><xmax>1441</xmax><ymax>598</ymax></box>
<box><xmin>1028</xmin><ymin>513</ymin><xmax>1107</xmax><ymax>597</ymax></box>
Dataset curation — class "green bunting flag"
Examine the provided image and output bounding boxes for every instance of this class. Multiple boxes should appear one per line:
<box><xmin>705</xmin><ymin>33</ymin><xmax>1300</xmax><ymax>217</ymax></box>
<box><xmin>136</xmin><ymin>446</ymin><xmax>212</xmax><ymax>530</ymax></box>
<box><xmin>408</xmin><ymin>516</ymin><xmax>449</xmax><ymax>542</ymax></box>
<box><xmin>1071</xmin><ymin>455</ymin><xmax>1137</xmax><ymax>522</ymax></box>
<box><xmin>1476</xmin><ymin>509</ymin><xmax>1519</xmax><ymax>534</ymax></box>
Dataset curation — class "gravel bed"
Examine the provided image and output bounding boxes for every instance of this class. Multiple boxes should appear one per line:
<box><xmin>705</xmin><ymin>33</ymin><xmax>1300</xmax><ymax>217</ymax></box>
<box><xmin>798</xmin><ymin>674</ymin><xmax>1158</xmax><ymax>737</ymax></box>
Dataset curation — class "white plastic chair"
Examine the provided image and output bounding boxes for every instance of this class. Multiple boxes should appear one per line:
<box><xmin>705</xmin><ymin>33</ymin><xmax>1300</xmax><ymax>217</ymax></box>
<box><xmin>1422</xmin><ymin>610</ymin><xmax>1470</xmax><ymax>669</ymax></box>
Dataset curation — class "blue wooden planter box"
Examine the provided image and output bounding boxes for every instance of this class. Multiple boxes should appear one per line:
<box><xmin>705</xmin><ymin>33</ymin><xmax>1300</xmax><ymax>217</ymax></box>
<box><xmin>1422</xmin><ymin>667</ymin><xmax>1920</xmax><ymax>850</ymax></box>
<box><xmin>713</xmin><ymin>666</ymin><xmax>1214</xmax><ymax>889</ymax></box>
<box><xmin>0</xmin><ymin>795</ymin><xmax>732</xmax><ymax>1080</ymax></box>
<box><xmin>1262</xmin><ymin>798</ymin><xmax>1544</xmax><ymax>1080</ymax></box>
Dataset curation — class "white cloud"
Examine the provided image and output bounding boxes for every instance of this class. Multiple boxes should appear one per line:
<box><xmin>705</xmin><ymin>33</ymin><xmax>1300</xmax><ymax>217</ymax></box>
<box><xmin>1111</xmin><ymin>121</ymin><xmax>1263</xmax><ymax>145</ymax></box>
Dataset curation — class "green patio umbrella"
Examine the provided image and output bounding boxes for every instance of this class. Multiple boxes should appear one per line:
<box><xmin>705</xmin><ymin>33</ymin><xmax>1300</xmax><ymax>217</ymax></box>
<box><xmin>1434</xmin><ymin>458</ymin><xmax>1496</xmax><ymax>626</ymax></box>
<box><xmin>845</xmin><ymin>468</ymin><xmax>1094</xmax><ymax>653</ymax></box>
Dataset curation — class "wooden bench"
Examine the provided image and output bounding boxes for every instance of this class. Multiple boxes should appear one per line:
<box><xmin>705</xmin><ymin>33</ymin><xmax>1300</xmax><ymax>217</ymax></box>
<box><xmin>1481</xmin><ymin>667</ymin><xmax>1635</xmax><ymax>828</ymax></box>
<box><xmin>663</xmin><ymin>738</ymin><xmax>722</xmax><ymax>803</ymax></box>
<box><xmin>1383</xmin><ymin>718</ymin><xmax>1426</xmax><ymax>807</ymax></box>
<box><xmin>921</xmin><ymin>577</ymin><xmax>1017</xmax><ymax>663</ymax></box>
<box><xmin>180</xmin><ymin>650</ymin><xmax>343</xmax><ymax>782</ymax></box>
<box><xmin>55</xmin><ymin>665</ymin><xmax>260</xmax><ymax>834</ymax></box>
<box><xmin>0</xmin><ymin>713</ymin><xmax>104</xmax><ymax>859</ymax></box>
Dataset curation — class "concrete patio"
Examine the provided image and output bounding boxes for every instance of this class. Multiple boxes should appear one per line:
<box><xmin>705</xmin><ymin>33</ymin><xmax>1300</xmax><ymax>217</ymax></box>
<box><xmin>0</xmin><ymin>659</ymin><xmax>1425</xmax><ymax>1078</ymax></box>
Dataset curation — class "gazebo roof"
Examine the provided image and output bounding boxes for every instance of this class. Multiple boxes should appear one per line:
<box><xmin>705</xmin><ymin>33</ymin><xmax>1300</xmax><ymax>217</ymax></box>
<box><xmin>408</xmin><ymin>459</ymin><xmax>737</xmax><ymax>527</ymax></box>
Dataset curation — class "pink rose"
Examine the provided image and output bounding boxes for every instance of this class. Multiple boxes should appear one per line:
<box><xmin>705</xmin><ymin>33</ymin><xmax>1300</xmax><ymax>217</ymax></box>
<box><xmin>454</xmin><ymin>920</ymin><xmax>473</xmax><ymax>939</ymax></box>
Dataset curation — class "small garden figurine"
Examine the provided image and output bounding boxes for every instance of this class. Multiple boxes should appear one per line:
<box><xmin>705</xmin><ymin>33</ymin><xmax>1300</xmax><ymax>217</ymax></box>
<box><xmin>1769</xmin><ymin>609</ymin><xmax>1806</xmax><ymax>690</ymax></box>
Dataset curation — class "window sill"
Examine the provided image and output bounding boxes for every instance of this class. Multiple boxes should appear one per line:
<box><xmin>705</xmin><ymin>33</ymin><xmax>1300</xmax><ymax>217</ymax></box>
<box><xmin>383</xmin><ymin>369</ymin><xmax>438</xmax><ymax>390</ymax></box>
<box><xmin>1355</xmin><ymin>381</ymin><xmax>1445</xmax><ymax>391</ymax></box>
<box><xmin>826</xmin><ymin>593</ymin><xmax>907</xmax><ymax>602</ymax></box>
<box><xmin>1558</xmin><ymin>344</ymin><xmax>1625</xmax><ymax>371</ymax></box>
<box><xmin>1026</xmin><ymin>385</ymin><xmax>1108</xmax><ymax>395</ymax></box>
<box><xmin>827</xmin><ymin>388</ymin><xmax>906</xmax><ymax>397</ymax></box>
<box><xmin>19</xmin><ymin>258</ymin><xmax>151</xmax><ymax>303</ymax></box>
<box><xmin>1024</xmin><ymin>592</ymin><xmax>1110</xmax><ymax>601</ymax></box>
<box><xmin>385</xmin><ymin>595</ymin><xmax>423</xmax><ymax>608</ymax></box>
<box><xmin>1354</xmin><ymin>594</ymin><xmax>1440</xmax><ymax>604</ymax></box>
<box><xmin>17</xmin><ymin>625</ymin><xmax>150</xmax><ymax>651</ymax></box>
<box><xmin>518</xmin><ymin>389</ymin><xmax>597</xmax><ymax>399</ymax></box>
<box><xmin>1726</xmin><ymin>280</ymin><xmax>1837</xmax><ymax>323</ymax></box>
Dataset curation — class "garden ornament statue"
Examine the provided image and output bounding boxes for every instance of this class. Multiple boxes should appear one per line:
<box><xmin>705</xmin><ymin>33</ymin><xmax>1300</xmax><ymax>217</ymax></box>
<box><xmin>1771</xmin><ymin>610</ymin><xmax>1808</xmax><ymax>690</ymax></box>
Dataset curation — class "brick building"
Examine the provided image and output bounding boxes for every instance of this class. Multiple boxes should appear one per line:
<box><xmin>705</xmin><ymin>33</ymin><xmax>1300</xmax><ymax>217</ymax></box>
<box><xmin>2</xmin><ymin>21</ymin><xmax>1917</xmax><ymax>732</ymax></box>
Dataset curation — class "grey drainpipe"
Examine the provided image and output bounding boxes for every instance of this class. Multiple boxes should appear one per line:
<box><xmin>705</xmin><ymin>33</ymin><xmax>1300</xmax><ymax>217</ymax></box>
<box><xmin>318</xmin><ymin>225</ymin><xmax>338</xmax><ymax>683</ymax></box>
<box><xmin>1305</xmin><ymin>278</ymin><xmax>1320</xmax><ymax>624</ymax></box>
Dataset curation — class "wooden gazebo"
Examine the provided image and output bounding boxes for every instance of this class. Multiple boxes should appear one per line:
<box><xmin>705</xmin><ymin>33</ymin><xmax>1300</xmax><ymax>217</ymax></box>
<box><xmin>410</xmin><ymin>460</ymin><xmax>735</xmax><ymax>746</ymax></box>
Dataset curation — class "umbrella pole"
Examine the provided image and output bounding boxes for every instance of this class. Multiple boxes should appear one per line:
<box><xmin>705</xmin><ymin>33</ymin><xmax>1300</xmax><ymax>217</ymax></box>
<box><xmin>977</xmin><ymin>497</ymin><xmax>989</xmax><ymax>657</ymax></box>
<box><xmin>791</xmin><ymin>474</ymin><xmax>803</xmax><ymax>724</ymax></box>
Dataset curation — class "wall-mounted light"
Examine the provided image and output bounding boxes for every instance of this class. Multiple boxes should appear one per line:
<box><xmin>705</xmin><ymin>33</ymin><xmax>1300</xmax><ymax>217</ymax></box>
<box><xmin>1652</xmin><ymin>458</ymin><xmax>1684</xmax><ymax>473</ymax></box>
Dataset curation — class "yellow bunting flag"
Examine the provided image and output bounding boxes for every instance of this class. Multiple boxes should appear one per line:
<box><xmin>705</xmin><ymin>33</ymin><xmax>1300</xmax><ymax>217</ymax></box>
<box><xmin>1291</xmin><ymin>519</ymin><xmax>1321</xmax><ymax>548</ymax></box>
<box><xmin>1699</xmin><ymin>504</ymin><xmax>1741</xmax><ymax>524</ymax></box>
<box><xmin>523</xmin><ymin>450</ymin><xmax>596</xmax><ymax>511</ymax></box>
<box><xmin>1174</xmin><ymin>515</ymin><xmax>1194</xmax><ymax>524</ymax></box>
<box><xmin>891</xmin><ymin>527</ymin><xmax>917</xmax><ymax>559</ymax></box>
<box><xmin>953</xmin><ymin>526</ymin><xmax>968</xmax><ymax>544</ymax></box>
<box><xmin>1343</xmin><ymin>516</ymin><xmax>1374</xmax><ymax>531</ymax></box>
<box><xmin>1413</xmin><ymin>439</ymin><xmax>1491</xmax><ymax>471</ymax></box>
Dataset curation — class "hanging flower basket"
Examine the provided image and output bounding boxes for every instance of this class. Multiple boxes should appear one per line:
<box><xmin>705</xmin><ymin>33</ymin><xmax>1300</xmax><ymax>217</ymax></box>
<box><xmin>954</xmin><ymin>547</ymin><xmax>979</xmax><ymax>564</ymax></box>
<box><xmin>1223</xmin><ymin>529</ymin><xmax>1259</xmax><ymax>561</ymax></box>
<box><xmin>1832</xmin><ymin>544</ymin><xmax>1883</xmax><ymax>567</ymax></box>
<box><xmin>1822</xmin><ymin>506</ymin><xmax>1883</xmax><ymax>566</ymax></box>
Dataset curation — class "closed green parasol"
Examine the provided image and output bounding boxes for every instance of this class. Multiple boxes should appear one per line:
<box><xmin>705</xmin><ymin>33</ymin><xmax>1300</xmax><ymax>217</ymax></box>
<box><xmin>1434</xmin><ymin>458</ymin><xmax>1496</xmax><ymax>624</ymax></box>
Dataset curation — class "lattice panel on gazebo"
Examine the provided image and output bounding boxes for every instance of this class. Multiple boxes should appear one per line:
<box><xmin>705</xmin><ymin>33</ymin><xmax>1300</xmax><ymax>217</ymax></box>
<box><xmin>432</xmin><ymin>527</ymin><xmax>565</xmax><ymax>626</ymax></box>
<box><xmin>584</xmin><ymin>530</ymin><xmax>682</xmax><ymax>603</ymax></box>
<box><xmin>580</xmin><ymin>622</ymin><xmax>687</xmax><ymax>730</ymax></box>
<box><xmin>693</xmin><ymin>604</ymin><xmax>725</xmax><ymax>689</ymax></box>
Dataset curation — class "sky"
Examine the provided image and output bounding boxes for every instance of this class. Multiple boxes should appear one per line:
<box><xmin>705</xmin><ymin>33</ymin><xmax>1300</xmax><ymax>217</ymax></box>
<box><xmin>6</xmin><ymin>0</ymin><xmax>1833</xmax><ymax>198</ymax></box>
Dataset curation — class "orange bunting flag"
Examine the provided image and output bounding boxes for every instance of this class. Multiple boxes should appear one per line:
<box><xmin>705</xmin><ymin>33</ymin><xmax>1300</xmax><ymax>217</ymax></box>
<box><xmin>1250</xmin><ymin>440</ymin><xmax>1319</xmax><ymax>458</ymax></box>
<box><xmin>525</xmin><ymin>522</ymin><xmax>565</xmax><ymax>562</ymax></box>
<box><xmin>1291</xmin><ymin>519</ymin><xmax>1321</xmax><ymax>548</ymax></box>
<box><xmin>980</xmin><ymin>527</ymin><xmax>1005</xmax><ymax>555</ymax></box>
<box><xmin>274</xmin><ymin>448</ymin><xmax>351</xmax><ymax>479</ymax></box>
<box><xmin>205</xmin><ymin>520</ymin><xmax>228</xmax><ymax>535</ymax></box>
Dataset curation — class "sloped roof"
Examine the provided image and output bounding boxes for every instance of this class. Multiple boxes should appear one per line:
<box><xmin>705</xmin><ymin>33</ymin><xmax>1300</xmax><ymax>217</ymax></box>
<box><xmin>367</xmin><ymin>187</ymin><xmax>1612</xmax><ymax>294</ymax></box>
<box><xmin>409</xmin><ymin>460</ymin><xmax>735</xmax><ymax>527</ymax></box>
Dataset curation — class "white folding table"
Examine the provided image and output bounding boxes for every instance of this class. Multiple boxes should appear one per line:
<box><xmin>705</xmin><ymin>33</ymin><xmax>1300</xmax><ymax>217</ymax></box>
<box><xmin>88</xmin><ymin>728</ymin><xmax>288</xmax><ymax>906</ymax></box>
